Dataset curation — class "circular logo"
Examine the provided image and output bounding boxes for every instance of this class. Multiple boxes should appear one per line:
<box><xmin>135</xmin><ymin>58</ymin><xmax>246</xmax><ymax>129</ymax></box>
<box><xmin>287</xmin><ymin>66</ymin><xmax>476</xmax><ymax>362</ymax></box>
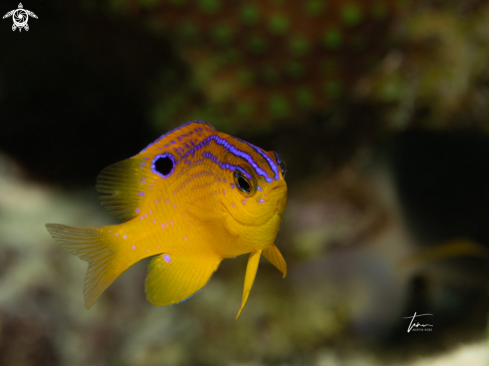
<box><xmin>12</xmin><ymin>9</ymin><xmax>28</xmax><ymax>28</ymax></box>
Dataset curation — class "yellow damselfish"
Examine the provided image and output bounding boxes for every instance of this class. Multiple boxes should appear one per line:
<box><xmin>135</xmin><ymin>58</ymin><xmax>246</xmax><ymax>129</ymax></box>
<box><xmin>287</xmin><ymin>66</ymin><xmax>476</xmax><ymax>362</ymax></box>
<box><xmin>46</xmin><ymin>121</ymin><xmax>287</xmax><ymax>318</ymax></box>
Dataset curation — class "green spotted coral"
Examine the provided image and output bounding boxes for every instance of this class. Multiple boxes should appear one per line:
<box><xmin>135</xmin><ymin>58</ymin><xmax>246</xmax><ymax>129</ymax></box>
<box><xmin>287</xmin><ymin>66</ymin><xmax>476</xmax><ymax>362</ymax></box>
<box><xmin>114</xmin><ymin>0</ymin><xmax>407</xmax><ymax>126</ymax></box>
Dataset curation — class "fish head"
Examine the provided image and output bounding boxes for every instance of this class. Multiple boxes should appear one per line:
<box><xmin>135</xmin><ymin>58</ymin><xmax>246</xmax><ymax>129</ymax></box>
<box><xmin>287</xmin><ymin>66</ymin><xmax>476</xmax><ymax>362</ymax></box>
<box><xmin>218</xmin><ymin>140</ymin><xmax>287</xmax><ymax>249</ymax></box>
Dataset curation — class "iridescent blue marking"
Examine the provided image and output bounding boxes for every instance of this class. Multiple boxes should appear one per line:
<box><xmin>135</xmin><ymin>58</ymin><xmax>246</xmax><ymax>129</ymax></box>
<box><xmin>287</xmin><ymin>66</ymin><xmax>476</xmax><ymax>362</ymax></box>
<box><xmin>182</xmin><ymin>136</ymin><xmax>273</xmax><ymax>182</ymax></box>
<box><xmin>237</xmin><ymin>138</ymin><xmax>280</xmax><ymax>181</ymax></box>
<box><xmin>235</xmin><ymin>166</ymin><xmax>252</xmax><ymax>180</ymax></box>
<box><xmin>152</xmin><ymin>153</ymin><xmax>176</xmax><ymax>179</ymax></box>
<box><xmin>272</xmin><ymin>151</ymin><xmax>281</xmax><ymax>165</ymax></box>
<box><xmin>138</xmin><ymin>192</ymin><xmax>145</xmax><ymax>196</ymax></box>
<box><xmin>212</xmin><ymin>136</ymin><xmax>274</xmax><ymax>182</ymax></box>
<box><xmin>164</xmin><ymin>254</ymin><xmax>171</xmax><ymax>263</ymax></box>
<box><xmin>141</xmin><ymin>120</ymin><xmax>277</xmax><ymax>182</ymax></box>
<box><xmin>202</xmin><ymin>152</ymin><xmax>254</xmax><ymax>180</ymax></box>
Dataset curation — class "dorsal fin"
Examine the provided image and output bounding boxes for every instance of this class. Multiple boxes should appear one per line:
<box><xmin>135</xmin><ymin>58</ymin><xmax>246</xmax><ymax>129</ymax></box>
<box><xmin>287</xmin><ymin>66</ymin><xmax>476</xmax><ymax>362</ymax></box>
<box><xmin>139</xmin><ymin>120</ymin><xmax>216</xmax><ymax>157</ymax></box>
<box><xmin>96</xmin><ymin>158</ymin><xmax>147</xmax><ymax>222</ymax></box>
<box><xmin>96</xmin><ymin>121</ymin><xmax>216</xmax><ymax>222</ymax></box>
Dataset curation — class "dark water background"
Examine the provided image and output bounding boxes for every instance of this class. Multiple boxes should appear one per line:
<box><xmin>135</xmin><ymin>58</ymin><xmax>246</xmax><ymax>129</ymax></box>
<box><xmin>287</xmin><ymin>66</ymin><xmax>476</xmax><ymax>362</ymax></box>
<box><xmin>1</xmin><ymin>1</ymin><xmax>489</xmax><ymax>365</ymax></box>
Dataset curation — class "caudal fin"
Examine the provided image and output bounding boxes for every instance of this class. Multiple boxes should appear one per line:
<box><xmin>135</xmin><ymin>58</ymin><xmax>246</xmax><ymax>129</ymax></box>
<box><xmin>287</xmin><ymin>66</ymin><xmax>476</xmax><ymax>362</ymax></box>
<box><xmin>46</xmin><ymin>223</ymin><xmax>129</xmax><ymax>309</ymax></box>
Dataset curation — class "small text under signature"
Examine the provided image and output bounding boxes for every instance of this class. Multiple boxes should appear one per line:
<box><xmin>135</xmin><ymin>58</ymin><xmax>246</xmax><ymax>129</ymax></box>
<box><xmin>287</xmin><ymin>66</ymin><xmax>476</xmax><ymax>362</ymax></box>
<box><xmin>403</xmin><ymin>312</ymin><xmax>433</xmax><ymax>332</ymax></box>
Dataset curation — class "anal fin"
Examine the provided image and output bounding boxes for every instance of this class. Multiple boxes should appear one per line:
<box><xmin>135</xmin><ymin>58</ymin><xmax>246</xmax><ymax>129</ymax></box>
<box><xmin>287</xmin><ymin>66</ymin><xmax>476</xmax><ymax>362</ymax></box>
<box><xmin>145</xmin><ymin>254</ymin><xmax>221</xmax><ymax>306</ymax></box>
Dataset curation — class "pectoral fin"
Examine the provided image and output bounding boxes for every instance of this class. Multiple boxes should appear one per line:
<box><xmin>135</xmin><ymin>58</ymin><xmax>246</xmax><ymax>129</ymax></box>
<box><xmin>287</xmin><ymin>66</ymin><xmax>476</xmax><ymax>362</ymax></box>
<box><xmin>236</xmin><ymin>250</ymin><xmax>262</xmax><ymax>319</ymax></box>
<box><xmin>263</xmin><ymin>244</ymin><xmax>287</xmax><ymax>278</ymax></box>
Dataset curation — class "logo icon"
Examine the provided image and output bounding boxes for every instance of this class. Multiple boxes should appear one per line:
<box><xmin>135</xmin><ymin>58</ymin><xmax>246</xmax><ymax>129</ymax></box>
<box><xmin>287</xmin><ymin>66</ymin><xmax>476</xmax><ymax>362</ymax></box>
<box><xmin>3</xmin><ymin>3</ymin><xmax>37</xmax><ymax>32</ymax></box>
<box><xmin>403</xmin><ymin>312</ymin><xmax>433</xmax><ymax>332</ymax></box>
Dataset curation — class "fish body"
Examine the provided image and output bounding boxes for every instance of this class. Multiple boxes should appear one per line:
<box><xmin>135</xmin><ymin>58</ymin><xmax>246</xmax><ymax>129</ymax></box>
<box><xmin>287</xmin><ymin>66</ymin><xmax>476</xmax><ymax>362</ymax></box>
<box><xmin>46</xmin><ymin>121</ymin><xmax>287</xmax><ymax>317</ymax></box>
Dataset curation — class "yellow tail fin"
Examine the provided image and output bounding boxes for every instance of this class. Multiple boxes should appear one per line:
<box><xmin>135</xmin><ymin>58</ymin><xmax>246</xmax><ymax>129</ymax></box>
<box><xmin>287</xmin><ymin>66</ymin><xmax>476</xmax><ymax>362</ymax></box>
<box><xmin>46</xmin><ymin>223</ymin><xmax>132</xmax><ymax>309</ymax></box>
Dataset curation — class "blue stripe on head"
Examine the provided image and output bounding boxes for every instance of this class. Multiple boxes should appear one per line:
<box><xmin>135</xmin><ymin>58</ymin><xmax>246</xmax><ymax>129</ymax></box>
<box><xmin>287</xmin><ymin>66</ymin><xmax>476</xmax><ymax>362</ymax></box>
<box><xmin>201</xmin><ymin>152</ymin><xmax>251</xmax><ymax>180</ymax></box>
<box><xmin>236</xmin><ymin>138</ymin><xmax>280</xmax><ymax>181</ymax></box>
<box><xmin>212</xmin><ymin>136</ymin><xmax>274</xmax><ymax>183</ymax></box>
<box><xmin>146</xmin><ymin>123</ymin><xmax>279</xmax><ymax>183</ymax></box>
<box><xmin>272</xmin><ymin>151</ymin><xmax>281</xmax><ymax>165</ymax></box>
<box><xmin>235</xmin><ymin>166</ymin><xmax>252</xmax><ymax>180</ymax></box>
<box><xmin>188</xmin><ymin>136</ymin><xmax>274</xmax><ymax>182</ymax></box>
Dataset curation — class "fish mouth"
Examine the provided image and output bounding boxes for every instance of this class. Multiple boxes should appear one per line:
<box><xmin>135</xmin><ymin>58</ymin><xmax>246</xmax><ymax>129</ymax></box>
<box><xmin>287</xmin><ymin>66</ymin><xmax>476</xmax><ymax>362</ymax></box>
<box><xmin>221</xmin><ymin>199</ymin><xmax>282</xmax><ymax>227</ymax></box>
<box><xmin>270</xmin><ymin>183</ymin><xmax>287</xmax><ymax>197</ymax></box>
<box><xmin>269</xmin><ymin>184</ymin><xmax>288</xmax><ymax>212</ymax></box>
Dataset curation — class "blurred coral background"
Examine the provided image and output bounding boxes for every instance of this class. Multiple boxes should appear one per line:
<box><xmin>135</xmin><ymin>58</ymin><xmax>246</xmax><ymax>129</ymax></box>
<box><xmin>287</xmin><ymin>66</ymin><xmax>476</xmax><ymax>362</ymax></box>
<box><xmin>2</xmin><ymin>0</ymin><xmax>489</xmax><ymax>365</ymax></box>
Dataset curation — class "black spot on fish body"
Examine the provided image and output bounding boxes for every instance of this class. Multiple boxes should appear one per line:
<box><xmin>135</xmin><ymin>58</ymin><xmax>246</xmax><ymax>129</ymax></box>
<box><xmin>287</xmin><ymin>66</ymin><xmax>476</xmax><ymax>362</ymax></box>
<box><xmin>154</xmin><ymin>155</ymin><xmax>174</xmax><ymax>176</ymax></box>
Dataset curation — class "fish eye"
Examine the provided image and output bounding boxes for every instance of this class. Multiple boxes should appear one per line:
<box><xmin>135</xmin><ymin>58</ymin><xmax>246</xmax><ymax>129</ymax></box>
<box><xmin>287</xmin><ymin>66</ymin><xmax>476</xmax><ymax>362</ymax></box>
<box><xmin>280</xmin><ymin>160</ymin><xmax>286</xmax><ymax>177</ymax></box>
<box><xmin>272</xmin><ymin>151</ymin><xmax>286</xmax><ymax>178</ymax></box>
<box><xmin>234</xmin><ymin>170</ymin><xmax>254</xmax><ymax>195</ymax></box>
